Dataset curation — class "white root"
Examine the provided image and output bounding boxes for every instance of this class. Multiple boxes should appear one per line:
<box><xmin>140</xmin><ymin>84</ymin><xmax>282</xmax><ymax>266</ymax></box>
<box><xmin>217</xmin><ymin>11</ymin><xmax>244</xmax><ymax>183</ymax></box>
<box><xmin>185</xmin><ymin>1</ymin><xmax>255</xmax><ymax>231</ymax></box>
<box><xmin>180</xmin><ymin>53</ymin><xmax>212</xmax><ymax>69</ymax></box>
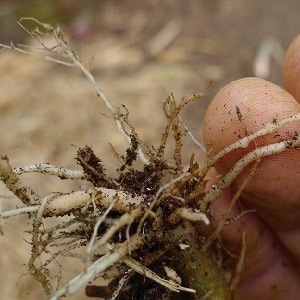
<box><xmin>150</xmin><ymin>113</ymin><xmax>300</xmax><ymax>205</ymax></box>
<box><xmin>0</xmin><ymin>120</ymin><xmax>299</xmax><ymax>299</ymax></box>
<box><xmin>231</xmin><ymin>231</ymin><xmax>246</xmax><ymax>290</ymax></box>
<box><xmin>42</xmin><ymin>188</ymin><xmax>144</xmax><ymax>217</ymax></box>
<box><xmin>178</xmin><ymin>208</ymin><xmax>210</xmax><ymax>224</ymax></box>
<box><xmin>0</xmin><ymin>205</ymin><xmax>40</xmax><ymax>218</ymax></box>
<box><xmin>108</xmin><ymin>271</ymin><xmax>131</xmax><ymax>300</ymax></box>
<box><xmin>0</xmin><ymin>187</ymin><xmax>144</xmax><ymax>221</ymax></box>
<box><xmin>202</xmin><ymin>160</ymin><xmax>260</xmax><ymax>251</ymax></box>
<box><xmin>13</xmin><ymin>163</ymin><xmax>86</xmax><ymax>180</ymax></box>
<box><xmin>140</xmin><ymin>126</ymin><xmax>300</xmax><ymax>227</ymax></box>
<box><xmin>122</xmin><ymin>256</ymin><xmax>196</xmax><ymax>294</ymax></box>
<box><xmin>202</xmin><ymin>136</ymin><xmax>300</xmax><ymax>209</ymax></box>
<box><xmin>89</xmin><ymin>208</ymin><xmax>142</xmax><ymax>256</ymax></box>
<box><xmin>168</xmin><ymin>207</ymin><xmax>210</xmax><ymax>225</ymax></box>
<box><xmin>208</xmin><ymin>113</ymin><xmax>300</xmax><ymax>167</ymax></box>
<box><xmin>1</xmin><ymin>17</ymin><xmax>149</xmax><ymax>166</ymax></box>
<box><xmin>0</xmin><ymin>156</ymin><xmax>40</xmax><ymax>205</ymax></box>
<box><xmin>49</xmin><ymin>232</ymin><xmax>150</xmax><ymax>299</ymax></box>
<box><xmin>86</xmin><ymin>196</ymin><xmax>119</xmax><ymax>254</ymax></box>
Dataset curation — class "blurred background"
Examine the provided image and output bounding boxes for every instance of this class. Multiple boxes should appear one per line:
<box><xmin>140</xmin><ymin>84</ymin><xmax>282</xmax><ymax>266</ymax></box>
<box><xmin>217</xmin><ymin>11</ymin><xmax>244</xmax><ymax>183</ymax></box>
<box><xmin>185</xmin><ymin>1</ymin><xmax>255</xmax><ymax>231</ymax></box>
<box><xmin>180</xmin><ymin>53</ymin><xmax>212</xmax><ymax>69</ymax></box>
<box><xmin>1</xmin><ymin>0</ymin><xmax>300</xmax><ymax>299</ymax></box>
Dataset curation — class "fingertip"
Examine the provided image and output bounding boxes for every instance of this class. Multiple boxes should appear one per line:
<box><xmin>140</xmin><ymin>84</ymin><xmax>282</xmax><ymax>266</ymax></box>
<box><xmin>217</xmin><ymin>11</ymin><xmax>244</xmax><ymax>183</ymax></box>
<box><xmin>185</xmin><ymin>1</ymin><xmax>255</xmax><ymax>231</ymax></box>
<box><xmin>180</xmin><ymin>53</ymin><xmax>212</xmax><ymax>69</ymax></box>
<box><xmin>203</xmin><ymin>77</ymin><xmax>299</xmax><ymax>159</ymax></box>
<box><xmin>202</xmin><ymin>77</ymin><xmax>300</xmax><ymax>263</ymax></box>
<box><xmin>283</xmin><ymin>34</ymin><xmax>300</xmax><ymax>102</ymax></box>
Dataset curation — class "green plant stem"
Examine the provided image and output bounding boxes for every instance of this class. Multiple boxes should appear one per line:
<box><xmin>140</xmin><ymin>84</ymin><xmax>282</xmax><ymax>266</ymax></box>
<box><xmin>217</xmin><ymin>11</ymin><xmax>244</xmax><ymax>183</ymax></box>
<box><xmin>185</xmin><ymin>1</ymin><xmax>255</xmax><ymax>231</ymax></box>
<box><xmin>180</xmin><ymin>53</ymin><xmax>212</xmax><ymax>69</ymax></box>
<box><xmin>166</xmin><ymin>221</ymin><xmax>231</xmax><ymax>300</ymax></box>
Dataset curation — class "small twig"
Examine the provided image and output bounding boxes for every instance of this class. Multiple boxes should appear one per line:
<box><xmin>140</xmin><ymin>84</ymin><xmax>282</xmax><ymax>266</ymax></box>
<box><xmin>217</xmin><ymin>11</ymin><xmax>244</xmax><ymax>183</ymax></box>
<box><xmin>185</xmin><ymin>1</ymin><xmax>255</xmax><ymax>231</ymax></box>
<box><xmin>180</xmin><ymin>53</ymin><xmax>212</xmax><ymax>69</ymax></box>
<box><xmin>146</xmin><ymin>19</ymin><xmax>182</xmax><ymax>58</ymax></box>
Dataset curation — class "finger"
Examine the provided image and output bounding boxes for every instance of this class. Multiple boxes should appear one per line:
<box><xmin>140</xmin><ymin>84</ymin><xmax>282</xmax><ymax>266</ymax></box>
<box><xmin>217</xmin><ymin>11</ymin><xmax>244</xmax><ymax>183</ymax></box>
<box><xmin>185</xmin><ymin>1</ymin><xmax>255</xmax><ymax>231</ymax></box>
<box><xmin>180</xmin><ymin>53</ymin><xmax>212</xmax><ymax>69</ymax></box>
<box><xmin>202</xmin><ymin>78</ymin><xmax>300</xmax><ymax>261</ymax></box>
<box><xmin>204</xmin><ymin>173</ymin><xmax>300</xmax><ymax>299</ymax></box>
<box><xmin>283</xmin><ymin>34</ymin><xmax>300</xmax><ymax>102</ymax></box>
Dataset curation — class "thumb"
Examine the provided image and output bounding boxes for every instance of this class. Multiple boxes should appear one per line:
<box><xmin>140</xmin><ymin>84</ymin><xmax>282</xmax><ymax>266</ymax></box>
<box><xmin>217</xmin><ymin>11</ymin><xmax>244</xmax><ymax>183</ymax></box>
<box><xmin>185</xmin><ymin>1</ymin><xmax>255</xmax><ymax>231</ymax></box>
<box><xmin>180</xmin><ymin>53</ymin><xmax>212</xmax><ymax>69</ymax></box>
<box><xmin>202</xmin><ymin>77</ymin><xmax>300</xmax><ymax>260</ymax></box>
<box><xmin>283</xmin><ymin>34</ymin><xmax>300</xmax><ymax>101</ymax></box>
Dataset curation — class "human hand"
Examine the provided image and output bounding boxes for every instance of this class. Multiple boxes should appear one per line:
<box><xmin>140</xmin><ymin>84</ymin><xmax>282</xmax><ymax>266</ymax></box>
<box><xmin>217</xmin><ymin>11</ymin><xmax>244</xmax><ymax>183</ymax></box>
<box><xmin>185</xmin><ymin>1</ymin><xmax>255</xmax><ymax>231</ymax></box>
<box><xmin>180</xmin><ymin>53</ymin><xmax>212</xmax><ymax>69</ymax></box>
<box><xmin>202</xmin><ymin>35</ymin><xmax>300</xmax><ymax>299</ymax></box>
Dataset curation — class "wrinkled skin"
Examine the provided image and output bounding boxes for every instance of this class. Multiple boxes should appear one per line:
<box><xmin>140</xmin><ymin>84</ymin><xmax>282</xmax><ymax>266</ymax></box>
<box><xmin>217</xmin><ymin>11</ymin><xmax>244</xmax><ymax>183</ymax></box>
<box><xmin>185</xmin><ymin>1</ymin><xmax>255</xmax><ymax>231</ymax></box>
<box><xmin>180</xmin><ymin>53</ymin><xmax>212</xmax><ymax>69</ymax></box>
<box><xmin>201</xmin><ymin>35</ymin><xmax>300</xmax><ymax>300</ymax></box>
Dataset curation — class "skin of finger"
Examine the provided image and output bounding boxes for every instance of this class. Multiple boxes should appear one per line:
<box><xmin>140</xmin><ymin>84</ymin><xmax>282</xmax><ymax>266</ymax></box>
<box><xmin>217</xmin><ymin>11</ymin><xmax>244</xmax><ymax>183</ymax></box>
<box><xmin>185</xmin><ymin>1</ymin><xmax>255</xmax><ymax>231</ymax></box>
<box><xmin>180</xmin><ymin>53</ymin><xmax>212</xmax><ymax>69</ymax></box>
<box><xmin>202</xmin><ymin>168</ymin><xmax>278</xmax><ymax>279</ymax></box>
<box><xmin>283</xmin><ymin>34</ymin><xmax>300</xmax><ymax>102</ymax></box>
<box><xmin>199</xmin><ymin>169</ymin><xmax>300</xmax><ymax>288</ymax></box>
<box><xmin>202</xmin><ymin>78</ymin><xmax>300</xmax><ymax>259</ymax></box>
<box><xmin>205</xmin><ymin>182</ymin><xmax>300</xmax><ymax>300</ymax></box>
<box><xmin>204</xmin><ymin>180</ymin><xmax>280</xmax><ymax>282</ymax></box>
<box><xmin>234</xmin><ymin>252</ymin><xmax>300</xmax><ymax>300</ymax></box>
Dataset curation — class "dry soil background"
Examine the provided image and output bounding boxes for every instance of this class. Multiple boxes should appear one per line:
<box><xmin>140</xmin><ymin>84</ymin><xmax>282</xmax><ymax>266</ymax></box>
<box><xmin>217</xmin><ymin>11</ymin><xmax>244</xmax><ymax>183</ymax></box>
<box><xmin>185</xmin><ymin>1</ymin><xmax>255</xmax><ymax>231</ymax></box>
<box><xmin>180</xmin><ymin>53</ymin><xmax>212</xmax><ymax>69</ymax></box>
<box><xmin>1</xmin><ymin>1</ymin><xmax>300</xmax><ymax>299</ymax></box>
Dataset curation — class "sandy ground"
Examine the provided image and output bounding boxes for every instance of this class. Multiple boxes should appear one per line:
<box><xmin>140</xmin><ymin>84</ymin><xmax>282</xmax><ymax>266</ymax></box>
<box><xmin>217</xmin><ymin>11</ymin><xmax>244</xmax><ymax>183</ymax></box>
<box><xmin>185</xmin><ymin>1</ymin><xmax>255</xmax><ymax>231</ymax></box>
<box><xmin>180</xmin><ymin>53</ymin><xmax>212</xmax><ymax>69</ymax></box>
<box><xmin>1</xmin><ymin>1</ymin><xmax>300</xmax><ymax>299</ymax></box>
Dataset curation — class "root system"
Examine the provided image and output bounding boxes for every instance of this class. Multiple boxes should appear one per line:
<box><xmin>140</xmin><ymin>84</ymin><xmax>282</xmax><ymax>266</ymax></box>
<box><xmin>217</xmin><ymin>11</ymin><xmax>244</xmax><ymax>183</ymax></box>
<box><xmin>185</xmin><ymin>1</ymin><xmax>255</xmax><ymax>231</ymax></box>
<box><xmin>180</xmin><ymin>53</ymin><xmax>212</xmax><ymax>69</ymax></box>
<box><xmin>1</xmin><ymin>19</ymin><xmax>300</xmax><ymax>300</ymax></box>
